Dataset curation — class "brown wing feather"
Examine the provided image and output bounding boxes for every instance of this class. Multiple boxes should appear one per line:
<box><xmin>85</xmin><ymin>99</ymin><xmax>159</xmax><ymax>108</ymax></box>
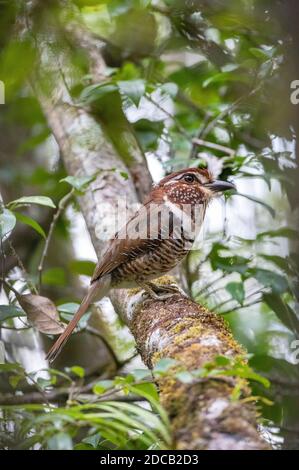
<box><xmin>91</xmin><ymin>197</ymin><xmax>162</xmax><ymax>283</ymax></box>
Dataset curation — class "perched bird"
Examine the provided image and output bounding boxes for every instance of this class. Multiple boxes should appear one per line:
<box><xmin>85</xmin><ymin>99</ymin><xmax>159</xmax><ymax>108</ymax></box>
<box><xmin>46</xmin><ymin>167</ymin><xmax>235</xmax><ymax>362</ymax></box>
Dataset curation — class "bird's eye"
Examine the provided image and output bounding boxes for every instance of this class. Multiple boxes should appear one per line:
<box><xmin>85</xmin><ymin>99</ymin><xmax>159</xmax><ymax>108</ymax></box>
<box><xmin>183</xmin><ymin>174</ymin><xmax>196</xmax><ymax>183</ymax></box>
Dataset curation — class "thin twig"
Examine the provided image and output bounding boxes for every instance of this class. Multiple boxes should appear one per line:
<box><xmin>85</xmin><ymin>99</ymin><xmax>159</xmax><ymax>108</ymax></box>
<box><xmin>145</xmin><ymin>94</ymin><xmax>190</xmax><ymax>138</ymax></box>
<box><xmin>0</xmin><ymin>391</ymin><xmax>146</xmax><ymax>406</ymax></box>
<box><xmin>7</xmin><ymin>240</ymin><xmax>38</xmax><ymax>294</ymax></box>
<box><xmin>0</xmin><ymin>278</ymin><xmax>21</xmax><ymax>298</ymax></box>
<box><xmin>118</xmin><ymin>352</ymin><xmax>139</xmax><ymax>369</ymax></box>
<box><xmin>0</xmin><ymin>376</ymin><xmax>154</xmax><ymax>406</ymax></box>
<box><xmin>146</xmin><ymin>95</ymin><xmax>235</xmax><ymax>160</ymax></box>
<box><xmin>188</xmin><ymin>112</ymin><xmax>213</xmax><ymax>162</ymax></box>
<box><xmin>38</xmin><ymin>189</ymin><xmax>74</xmax><ymax>292</ymax></box>
<box><xmin>0</xmin><ymin>241</ymin><xmax>4</xmax><ymax>293</ymax></box>
<box><xmin>176</xmin><ymin>89</ymin><xmax>208</xmax><ymax>119</ymax></box>
<box><xmin>0</xmin><ymin>325</ymin><xmax>31</xmax><ymax>331</ymax></box>
<box><xmin>192</xmin><ymin>137</ymin><xmax>235</xmax><ymax>157</ymax></box>
<box><xmin>85</xmin><ymin>325</ymin><xmax>121</xmax><ymax>369</ymax></box>
<box><xmin>0</xmin><ymin>195</ymin><xmax>6</xmax><ymax>290</ymax></box>
<box><xmin>201</xmin><ymin>83</ymin><xmax>264</xmax><ymax>139</ymax></box>
<box><xmin>213</xmin><ymin>288</ymin><xmax>265</xmax><ymax>311</ymax></box>
<box><xmin>220</xmin><ymin>299</ymin><xmax>261</xmax><ymax>316</ymax></box>
<box><xmin>24</xmin><ymin>371</ymin><xmax>50</xmax><ymax>406</ymax></box>
<box><xmin>195</xmin><ymin>273</ymin><xmax>227</xmax><ymax>298</ymax></box>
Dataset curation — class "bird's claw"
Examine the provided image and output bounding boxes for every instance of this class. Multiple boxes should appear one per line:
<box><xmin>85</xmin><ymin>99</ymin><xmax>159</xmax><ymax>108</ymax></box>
<box><xmin>141</xmin><ymin>283</ymin><xmax>184</xmax><ymax>303</ymax></box>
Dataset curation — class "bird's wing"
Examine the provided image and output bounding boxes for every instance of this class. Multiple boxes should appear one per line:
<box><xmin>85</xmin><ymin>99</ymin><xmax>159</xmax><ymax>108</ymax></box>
<box><xmin>91</xmin><ymin>200</ymin><xmax>165</xmax><ymax>283</ymax></box>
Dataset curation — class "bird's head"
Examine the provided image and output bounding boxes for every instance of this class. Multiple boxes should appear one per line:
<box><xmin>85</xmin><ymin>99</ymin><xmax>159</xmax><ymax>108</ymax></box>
<box><xmin>154</xmin><ymin>167</ymin><xmax>235</xmax><ymax>206</ymax></box>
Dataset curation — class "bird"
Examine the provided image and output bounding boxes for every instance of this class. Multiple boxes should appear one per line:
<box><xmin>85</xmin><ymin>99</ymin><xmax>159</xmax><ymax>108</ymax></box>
<box><xmin>46</xmin><ymin>167</ymin><xmax>235</xmax><ymax>363</ymax></box>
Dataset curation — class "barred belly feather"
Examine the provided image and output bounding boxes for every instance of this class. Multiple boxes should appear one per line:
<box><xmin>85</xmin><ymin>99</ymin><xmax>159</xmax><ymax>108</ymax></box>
<box><xmin>111</xmin><ymin>238</ymin><xmax>190</xmax><ymax>287</ymax></box>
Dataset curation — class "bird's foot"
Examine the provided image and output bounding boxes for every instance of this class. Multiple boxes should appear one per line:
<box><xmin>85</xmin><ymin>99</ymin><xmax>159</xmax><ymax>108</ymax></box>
<box><xmin>139</xmin><ymin>282</ymin><xmax>183</xmax><ymax>303</ymax></box>
<box><xmin>153</xmin><ymin>284</ymin><xmax>182</xmax><ymax>295</ymax></box>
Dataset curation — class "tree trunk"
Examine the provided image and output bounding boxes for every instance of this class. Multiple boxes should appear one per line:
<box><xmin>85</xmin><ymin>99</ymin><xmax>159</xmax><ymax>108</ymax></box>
<box><xmin>114</xmin><ymin>283</ymin><xmax>269</xmax><ymax>450</ymax></box>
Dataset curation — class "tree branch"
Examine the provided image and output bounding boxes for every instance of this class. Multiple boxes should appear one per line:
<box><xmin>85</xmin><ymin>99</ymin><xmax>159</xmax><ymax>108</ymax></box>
<box><xmin>65</xmin><ymin>14</ymin><xmax>153</xmax><ymax>203</ymax></box>
<box><xmin>112</xmin><ymin>284</ymin><xmax>270</xmax><ymax>450</ymax></box>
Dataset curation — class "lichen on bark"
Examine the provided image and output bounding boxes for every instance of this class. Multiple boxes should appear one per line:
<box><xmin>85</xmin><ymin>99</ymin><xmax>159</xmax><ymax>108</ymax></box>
<box><xmin>120</xmin><ymin>286</ymin><xmax>270</xmax><ymax>450</ymax></box>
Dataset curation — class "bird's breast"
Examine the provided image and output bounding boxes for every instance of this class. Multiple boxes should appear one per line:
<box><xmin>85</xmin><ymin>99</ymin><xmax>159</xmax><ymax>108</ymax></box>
<box><xmin>111</xmin><ymin>237</ymin><xmax>192</xmax><ymax>287</ymax></box>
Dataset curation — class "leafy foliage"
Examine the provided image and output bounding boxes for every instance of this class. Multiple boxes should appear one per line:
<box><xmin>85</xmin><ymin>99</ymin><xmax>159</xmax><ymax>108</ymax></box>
<box><xmin>0</xmin><ymin>363</ymin><xmax>171</xmax><ymax>450</ymax></box>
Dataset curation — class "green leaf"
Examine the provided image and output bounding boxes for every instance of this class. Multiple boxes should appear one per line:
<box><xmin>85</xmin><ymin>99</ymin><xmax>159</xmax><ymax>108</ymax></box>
<box><xmin>82</xmin><ymin>433</ymin><xmax>101</xmax><ymax>449</ymax></box>
<box><xmin>57</xmin><ymin>303</ymin><xmax>90</xmax><ymax>327</ymax></box>
<box><xmin>153</xmin><ymin>358</ymin><xmax>178</xmax><ymax>375</ymax></box>
<box><xmin>234</xmin><ymin>192</ymin><xmax>275</xmax><ymax>218</ymax></box>
<box><xmin>211</xmin><ymin>254</ymin><xmax>250</xmax><ymax>274</ymax></box>
<box><xmin>93</xmin><ymin>380</ymin><xmax>114</xmax><ymax>394</ymax></box>
<box><xmin>175</xmin><ymin>371</ymin><xmax>194</xmax><ymax>384</ymax></box>
<box><xmin>134</xmin><ymin>119</ymin><xmax>164</xmax><ymax>151</ymax></box>
<box><xmin>9</xmin><ymin>375</ymin><xmax>23</xmax><ymax>389</ymax></box>
<box><xmin>0</xmin><ymin>208</ymin><xmax>16</xmax><ymax>239</ymax></box>
<box><xmin>118</xmin><ymin>79</ymin><xmax>145</xmax><ymax>106</ymax></box>
<box><xmin>120</xmin><ymin>171</ymin><xmax>129</xmax><ymax>180</ymax></box>
<box><xmin>131</xmin><ymin>368</ymin><xmax>151</xmax><ymax>381</ymax></box>
<box><xmin>223</xmin><ymin>365</ymin><xmax>270</xmax><ymax>389</ymax></box>
<box><xmin>0</xmin><ymin>305</ymin><xmax>25</xmax><ymax>322</ymax></box>
<box><xmin>57</xmin><ymin>303</ymin><xmax>79</xmax><ymax>314</ymax></box>
<box><xmin>131</xmin><ymin>382</ymin><xmax>159</xmax><ymax>402</ymax></box>
<box><xmin>14</xmin><ymin>211</ymin><xmax>46</xmax><ymax>239</ymax></box>
<box><xmin>250</xmin><ymin>355</ymin><xmax>299</xmax><ymax>387</ymax></box>
<box><xmin>36</xmin><ymin>377</ymin><xmax>52</xmax><ymax>389</ymax></box>
<box><xmin>8</xmin><ymin>196</ymin><xmax>56</xmax><ymax>209</ymax></box>
<box><xmin>106</xmin><ymin>0</ymin><xmax>133</xmax><ymax>16</ymax></box>
<box><xmin>214</xmin><ymin>355</ymin><xmax>231</xmax><ymax>366</ymax></box>
<box><xmin>0</xmin><ymin>363</ymin><xmax>24</xmax><ymax>373</ymax></box>
<box><xmin>80</xmin><ymin>83</ymin><xmax>118</xmax><ymax>104</ymax></box>
<box><xmin>191</xmin><ymin>368</ymin><xmax>205</xmax><ymax>378</ymax></box>
<box><xmin>160</xmin><ymin>82</ymin><xmax>178</xmax><ymax>97</ymax></box>
<box><xmin>250</xmin><ymin>268</ymin><xmax>289</xmax><ymax>294</ymax></box>
<box><xmin>17</xmin><ymin>129</ymin><xmax>51</xmax><ymax>155</ymax></box>
<box><xmin>249</xmin><ymin>47</ymin><xmax>271</xmax><ymax>60</ymax></box>
<box><xmin>47</xmin><ymin>432</ymin><xmax>73</xmax><ymax>450</ymax></box>
<box><xmin>259</xmin><ymin>254</ymin><xmax>293</xmax><ymax>274</ymax></box>
<box><xmin>263</xmin><ymin>293</ymin><xmax>299</xmax><ymax>333</ymax></box>
<box><xmin>225</xmin><ymin>282</ymin><xmax>245</xmax><ymax>305</ymax></box>
<box><xmin>257</xmin><ymin>227</ymin><xmax>299</xmax><ymax>240</ymax></box>
<box><xmin>60</xmin><ymin>175</ymin><xmax>96</xmax><ymax>191</ymax></box>
<box><xmin>42</xmin><ymin>267</ymin><xmax>66</xmax><ymax>286</ymax></box>
<box><xmin>70</xmin><ymin>366</ymin><xmax>85</xmax><ymax>378</ymax></box>
<box><xmin>203</xmin><ymin>71</ymin><xmax>249</xmax><ymax>88</ymax></box>
<box><xmin>69</xmin><ymin>260</ymin><xmax>96</xmax><ymax>276</ymax></box>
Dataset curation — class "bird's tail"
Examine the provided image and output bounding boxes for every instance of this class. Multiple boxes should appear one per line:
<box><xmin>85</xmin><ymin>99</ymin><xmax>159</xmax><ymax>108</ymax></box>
<box><xmin>46</xmin><ymin>276</ymin><xmax>110</xmax><ymax>363</ymax></box>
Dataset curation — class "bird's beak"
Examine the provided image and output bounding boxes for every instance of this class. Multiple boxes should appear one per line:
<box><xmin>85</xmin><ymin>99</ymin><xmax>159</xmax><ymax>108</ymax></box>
<box><xmin>204</xmin><ymin>180</ymin><xmax>236</xmax><ymax>193</ymax></box>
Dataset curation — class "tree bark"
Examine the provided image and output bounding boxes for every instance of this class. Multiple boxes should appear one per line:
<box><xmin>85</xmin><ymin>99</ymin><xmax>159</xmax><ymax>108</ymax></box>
<box><xmin>30</xmin><ymin>6</ymin><xmax>270</xmax><ymax>450</ymax></box>
<box><xmin>114</xmin><ymin>283</ymin><xmax>270</xmax><ymax>450</ymax></box>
